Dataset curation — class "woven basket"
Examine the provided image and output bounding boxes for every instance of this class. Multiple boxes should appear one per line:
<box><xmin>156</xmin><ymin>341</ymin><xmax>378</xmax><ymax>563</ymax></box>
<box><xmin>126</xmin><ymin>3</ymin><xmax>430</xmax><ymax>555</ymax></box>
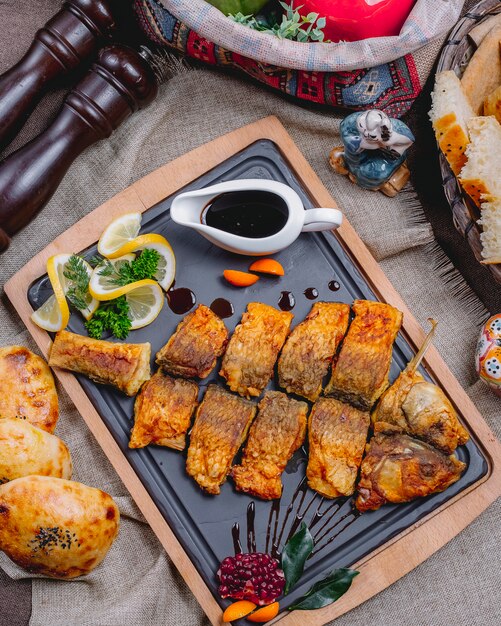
<box><xmin>436</xmin><ymin>0</ymin><xmax>501</xmax><ymax>283</ymax></box>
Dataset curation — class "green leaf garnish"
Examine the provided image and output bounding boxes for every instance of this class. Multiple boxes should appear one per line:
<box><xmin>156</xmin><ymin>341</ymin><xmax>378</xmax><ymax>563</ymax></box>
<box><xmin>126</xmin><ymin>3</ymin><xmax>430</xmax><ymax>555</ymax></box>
<box><xmin>85</xmin><ymin>249</ymin><xmax>160</xmax><ymax>340</ymax></box>
<box><xmin>85</xmin><ymin>296</ymin><xmax>132</xmax><ymax>340</ymax></box>
<box><xmin>281</xmin><ymin>522</ymin><xmax>314</xmax><ymax>595</ymax></box>
<box><xmin>229</xmin><ymin>1</ymin><xmax>328</xmax><ymax>42</ymax></box>
<box><xmin>288</xmin><ymin>568</ymin><xmax>359</xmax><ymax>611</ymax></box>
<box><xmin>63</xmin><ymin>255</ymin><xmax>92</xmax><ymax>311</ymax></box>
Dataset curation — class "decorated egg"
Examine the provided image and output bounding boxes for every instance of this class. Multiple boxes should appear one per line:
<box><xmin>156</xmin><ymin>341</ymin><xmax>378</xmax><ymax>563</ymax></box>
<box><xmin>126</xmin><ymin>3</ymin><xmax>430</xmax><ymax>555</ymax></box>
<box><xmin>476</xmin><ymin>314</ymin><xmax>501</xmax><ymax>397</ymax></box>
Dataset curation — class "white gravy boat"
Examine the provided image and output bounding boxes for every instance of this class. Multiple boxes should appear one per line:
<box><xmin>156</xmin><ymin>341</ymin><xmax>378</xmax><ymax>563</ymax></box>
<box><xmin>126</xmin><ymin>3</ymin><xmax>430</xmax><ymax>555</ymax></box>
<box><xmin>170</xmin><ymin>179</ymin><xmax>343</xmax><ymax>256</ymax></box>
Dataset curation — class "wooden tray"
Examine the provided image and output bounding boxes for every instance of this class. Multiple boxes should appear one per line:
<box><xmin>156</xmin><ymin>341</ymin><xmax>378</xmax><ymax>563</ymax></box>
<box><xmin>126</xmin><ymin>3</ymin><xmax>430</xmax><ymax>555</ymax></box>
<box><xmin>5</xmin><ymin>116</ymin><xmax>501</xmax><ymax>626</ymax></box>
<box><xmin>437</xmin><ymin>0</ymin><xmax>501</xmax><ymax>283</ymax></box>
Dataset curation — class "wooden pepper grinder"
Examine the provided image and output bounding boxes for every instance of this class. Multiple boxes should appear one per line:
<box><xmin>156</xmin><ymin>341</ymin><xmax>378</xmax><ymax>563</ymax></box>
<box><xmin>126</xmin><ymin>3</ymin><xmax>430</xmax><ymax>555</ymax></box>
<box><xmin>0</xmin><ymin>0</ymin><xmax>115</xmax><ymax>152</ymax></box>
<box><xmin>0</xmin><ymin>45</ymin><xmax>158</xmax><ymax>252</ymax></box>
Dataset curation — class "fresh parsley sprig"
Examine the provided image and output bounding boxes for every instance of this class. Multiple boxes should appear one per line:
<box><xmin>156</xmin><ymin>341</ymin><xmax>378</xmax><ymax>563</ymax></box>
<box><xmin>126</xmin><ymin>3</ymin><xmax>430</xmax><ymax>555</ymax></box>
<box><xmin>63</xmin><ymin>255</ymin><xmax>92</xmax><ymax>311</ymax></box>
<box><xmin>97</xmin><ymin>248</ymin><xmax>160</xmax><ymax>287</ymax></box>
<box><xmin>85</xmin><ymin>249</ymin><xmax>160</xmax><ymax>340</ymax></box>
<box><xmin>85</xmin><ymin>296</ymin><xmax>132</xmax><ymax>340</ymax></box>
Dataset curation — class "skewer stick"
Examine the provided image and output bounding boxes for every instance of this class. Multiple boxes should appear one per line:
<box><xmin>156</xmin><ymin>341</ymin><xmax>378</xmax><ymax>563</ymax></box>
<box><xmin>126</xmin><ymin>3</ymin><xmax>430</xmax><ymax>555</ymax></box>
<box><xmin>405</xmin><ymin>318</ymin><xmax>438</xmax><ymax>374</ymax></box>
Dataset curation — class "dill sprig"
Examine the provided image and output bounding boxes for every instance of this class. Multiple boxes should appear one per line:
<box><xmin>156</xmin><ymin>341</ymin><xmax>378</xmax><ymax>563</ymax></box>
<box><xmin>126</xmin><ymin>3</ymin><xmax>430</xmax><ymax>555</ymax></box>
<box><xmin>63</xmin><ymin>255</ymin><xmax>91</xmax><ymax>311</ymax></box>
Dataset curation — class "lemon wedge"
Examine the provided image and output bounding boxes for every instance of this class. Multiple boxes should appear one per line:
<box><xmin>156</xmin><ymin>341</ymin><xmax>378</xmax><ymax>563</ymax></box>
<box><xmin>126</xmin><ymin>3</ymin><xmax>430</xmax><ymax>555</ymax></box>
<box><xmin>88</xmin><ymin>254</ymin><xmax>157</xmax><ymax>301</ymax></box>
<box><xmin>126</xmin><ymin>282</ymin><xmax>164</xmax><ymax>329</ymax></box>
<box><xmin>97</xmin><ymin>212</ymin><xmax>142</xmax><ymax>258</ymax></box>
<box><xmin>105</xmin><ymin>233</ymin><xmax>176</xmax><ymax>291</ymax></box>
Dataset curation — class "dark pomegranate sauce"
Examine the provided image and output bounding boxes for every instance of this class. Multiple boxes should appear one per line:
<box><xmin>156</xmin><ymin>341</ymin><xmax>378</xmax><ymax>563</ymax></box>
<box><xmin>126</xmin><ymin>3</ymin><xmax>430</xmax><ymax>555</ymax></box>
<box><xmin>201</xmin><ymin>191</ymin><xmax>288</xmax><ymax>239</ymax></box>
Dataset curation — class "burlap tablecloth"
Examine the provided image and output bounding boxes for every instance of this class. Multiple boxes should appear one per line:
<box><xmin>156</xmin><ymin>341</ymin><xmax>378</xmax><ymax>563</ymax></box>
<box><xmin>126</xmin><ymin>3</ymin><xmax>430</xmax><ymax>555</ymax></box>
<box><xmin>1</xmin><ymin>1</ymin><xmax>500</xmax><ymax>625</ymax></box>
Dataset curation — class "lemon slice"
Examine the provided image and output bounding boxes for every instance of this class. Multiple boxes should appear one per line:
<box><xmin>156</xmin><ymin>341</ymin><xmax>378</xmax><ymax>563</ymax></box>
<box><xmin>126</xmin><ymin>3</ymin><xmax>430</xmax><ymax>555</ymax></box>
<box><xmin>31</xmin><ymin>255</ymin><xmax>71</xmax><ymax>332</ymax></box>
<box><xmin>31</xmin><ymin>294</ymin><xmax>67</xmax><ymax>332</ymax></box>
<box><xmin>105</xmin><ymin>233</ymin><xmax>176</xmax><ymax>291</ymax></box>
<box><xmin>126</xmin><ymin>282</ymin><xmax>164</xmax><ymax>329</ymax></box>
<box><xmin>89</xmin><ymin>254</ymin><xmax>157</xmax><ymax>301</ymax></box>
<box><xmin>97</xmin><ymin>212</ymin><xmax>142</xmax><ymax>258</ymax></box>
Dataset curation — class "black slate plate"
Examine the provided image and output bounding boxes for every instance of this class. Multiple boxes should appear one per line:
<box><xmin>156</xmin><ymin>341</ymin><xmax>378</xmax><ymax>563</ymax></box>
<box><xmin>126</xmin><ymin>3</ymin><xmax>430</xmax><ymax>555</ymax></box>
<box><xmin>28</xmin><ymin>139</ymin><xmax>488</xmax><ymax>613</ymax></box>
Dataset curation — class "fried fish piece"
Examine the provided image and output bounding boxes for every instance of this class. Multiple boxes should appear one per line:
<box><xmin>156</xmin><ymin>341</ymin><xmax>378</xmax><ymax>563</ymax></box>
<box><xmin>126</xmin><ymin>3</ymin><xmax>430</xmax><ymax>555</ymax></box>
<box><xmin>231</xmin><ymin>391</ymin><xmax>308</xmax><ymax>500</ymax></box>
<box><xmin>325</xmin><ymin>300</ymin><xmax>403</xmax><ymax>411</ymax></box>
<box><xmin>355</xmin><ymin>433</ymin><xmax>466</xmax><ymax>512</ymax></box>
<box><xmin>156</xmin><ymin>304</ymin><xmax>228</xmax><ymax>379</ymax></box>
<box><xmin>49</xmin><ymin>330</ymin><xmax>150</xmax><ymax>396</ymax></box>
<box><xmin>372</xmin><ymin>320</ymin><xmax>469</xmax><ymax>454</ymax></box>
<box><xmin>278</xmin><ymin>302</ymin><xmax>350</xmax><ymax>401</ymax></box>
<box><xmin>129</xmin><ymin>372</ymin><xmax>198</xmax><ymax>450</ymax></box>
<box><xmin>220</xmin><ymin>303</ymin><xmax>293</xmax><ymax>398</ymax></box>
<box><xmin>186</xmin><ymin>385</ymin><xmax>256</xmax><ymax>494</ymax></box>
<box><xmin>307</xmin><ymin>398</ymin><xmax>370</xmax><ymax>498</ymax></box>
<box><xmin>0</xmin><ymin>346</ymin><xmax>58</xmax><ymax>433</ymax></box>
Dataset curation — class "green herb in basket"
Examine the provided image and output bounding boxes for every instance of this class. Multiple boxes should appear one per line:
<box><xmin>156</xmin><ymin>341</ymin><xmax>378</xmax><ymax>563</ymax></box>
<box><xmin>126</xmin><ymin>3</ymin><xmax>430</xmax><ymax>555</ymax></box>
<box><xmin>230</xmin><ymin>2</ymin><xmax>327</xmax><ymax>42</ymax></box>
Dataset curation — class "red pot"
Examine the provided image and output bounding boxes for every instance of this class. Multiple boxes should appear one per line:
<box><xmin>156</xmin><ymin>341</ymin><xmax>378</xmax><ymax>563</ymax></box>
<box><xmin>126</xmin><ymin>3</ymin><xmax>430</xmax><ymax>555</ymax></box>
<box><xmin>298</xmin><ymin>0</ymin><xmax>417</xmax><ymax>42</ymax></box>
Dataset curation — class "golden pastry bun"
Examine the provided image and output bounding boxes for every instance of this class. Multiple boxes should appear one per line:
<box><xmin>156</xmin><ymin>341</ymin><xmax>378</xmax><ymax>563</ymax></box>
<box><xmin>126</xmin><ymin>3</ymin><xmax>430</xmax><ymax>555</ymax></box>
<box><xmin>0</xmin><ymin>419</ymin><xmax>72</xmax><ymax>483</ymax></box>
<box><xmin>0</xmin><ymin>346</ymin><xmax>58</xmax><ymax>433</ymax></box>
<box><xmin>0</xmin><ymin>476</ymin><xmax>119</xmax><ymax>579</ymax></box>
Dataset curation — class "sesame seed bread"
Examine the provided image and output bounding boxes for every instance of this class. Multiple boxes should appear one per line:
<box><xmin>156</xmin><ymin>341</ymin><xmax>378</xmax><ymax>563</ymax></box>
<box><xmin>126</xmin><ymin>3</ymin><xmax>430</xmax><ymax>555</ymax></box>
<box><xmin>429</xmin><ymin>71</ymin><xmax>475</xmax><ymax>175</ymax></box>
<box><xmin>459</xmin><ymin>116</ymin><xmax>501</xmax><ymax>207</ymax></box>
<box><xmin>479</xmin><ymin>195</ymin><xmax>501</xmax><ymax>264</ymax></box>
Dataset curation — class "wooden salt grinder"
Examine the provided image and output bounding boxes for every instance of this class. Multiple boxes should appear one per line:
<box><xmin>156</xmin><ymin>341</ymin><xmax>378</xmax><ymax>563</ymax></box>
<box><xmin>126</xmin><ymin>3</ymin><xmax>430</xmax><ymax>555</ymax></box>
<box><xmin>0</xmin><ymin>45</ymin><xmax>158</xmax><ymax>253</ymax></box>
<box><xmin>0</xmin><ymin>0</ymin><xmax>115</xmax><ymax>152</ymax></box>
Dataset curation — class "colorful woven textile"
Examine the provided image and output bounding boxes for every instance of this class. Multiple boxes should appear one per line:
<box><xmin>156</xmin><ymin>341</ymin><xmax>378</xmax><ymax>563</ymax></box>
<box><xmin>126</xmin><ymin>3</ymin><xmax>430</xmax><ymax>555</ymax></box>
<box><xmin>134</xmin><ymin>0</ymin><xmax>463</xmax><ymax>117</ymax></box>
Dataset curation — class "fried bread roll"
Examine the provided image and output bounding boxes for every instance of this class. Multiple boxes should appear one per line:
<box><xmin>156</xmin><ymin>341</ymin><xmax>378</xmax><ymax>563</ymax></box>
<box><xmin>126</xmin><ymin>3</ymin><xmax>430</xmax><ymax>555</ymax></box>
<box><xmin>0</xmin><ymin>419</ymin><xmax>72</xmax><ymax>483</ymax></box>
<box><xmin>129</xmin><ymin>372</ymin><xmax>198</xmax><ymax>450</ymax></box>
<box><xmin>278</xmin><ymin>302</ymin><xmax>350</xmax><ymax>401</ymax></box>
<box><xmin>307</xmin><ymin>398</ymin><xmax>370</xmax><ymax>498</ymax></box>
<box><xmin>220</xmin><ymin>302</ymin><xmax>293</xmax><ymax>398</ymax></box>
<box><xmin>186</xmin><ymin>385</ymin><xmax>256</xmax><ymax>494</ymax></box>
<box><xmin>156</xmin><ymin>304</ymin><xmax>228</xmax><ymax>379</ymax></box>
<box><xmin>325</xmin><ymin>300</ymin><xmax>403</xmax><ymax>411</ymax></box>
<box><xmin>232</xmin><ymin>391</ymin><xmax>308</xmax><ymax>500</ymax></box>
<box><xmin>0</xmin><ymin>476</ymin><xmax>119</xmax><ymax>578</ymax></box>
<box><xmin>49</xmin><ymin>330</ymin><xmax>150</xmax><ymax>396</ymax></box>
<box><xmin>355</xmin><ymin>433</ymin><xmax>466</xmax><ymax>512</ymax></box>
<box><xmin>0</xmin><ymin>346</ymin><xmax>58</xmax><ymax>433</ymax></box>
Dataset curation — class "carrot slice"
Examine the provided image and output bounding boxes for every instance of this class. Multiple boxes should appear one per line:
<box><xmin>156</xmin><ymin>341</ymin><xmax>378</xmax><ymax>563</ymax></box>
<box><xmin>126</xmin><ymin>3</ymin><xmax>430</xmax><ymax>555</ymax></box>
<box><xmin>222</xmin><ymin>600</ymin><xmax>257</xmax><ymax>622</ymax></box>
<box><xmin>223</xmin><ymin>270</ymin><xmax>260</xmax><ymax>287</ymax></box>
<box><xmin>247</xmin><ymin>602</ymin><xmax>280</xmax><ymax>623</ymax></box>
<box><xmin>249</xmin><ymin>259</ymin><xmax>285</xmax><ymax>276</ymax></box>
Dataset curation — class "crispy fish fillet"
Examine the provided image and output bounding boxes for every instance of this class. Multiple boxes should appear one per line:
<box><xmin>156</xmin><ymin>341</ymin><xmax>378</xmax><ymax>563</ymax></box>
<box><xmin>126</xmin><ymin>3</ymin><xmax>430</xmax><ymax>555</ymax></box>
<box><xmin>231</xmin><ymin>391</ymin><xmax>308</xmax><ymax>500</ymax></box>
<box><xmin>129</xmin><ymin>372</ymin><xmax>198</xmax><ymax>450</ymax></box>
<box><xmin>0</xmin><ymin>346</ymin><xmax>58</xmax><ymax>433</ymax></box>
<box><xmin>372</xmin><ymin>319</ymin><xmax>469</xmax><ymax>454</ymax></box>
<box><xmin>307</xmin><ymin>397</ymin><xmax>370</xmax><ymax>498</ymax></box>
<box><xmin>186</xmin><ymin>385</ymin><xmax>256</xmax><ymax>494</ymax></box>
<box><xmin>355</xmin><ymin>433</ymin><xmax>466</xmax><ymax>512</ymax></box>
<box><xmin>278</xmin><ymin>302</ymin><xmax>350</xmax><ymax>401</ymax></box>
<box><xmin>156</xmin><ymin>304</ymin><xmax>228</xmax><ymax>379</ymax></box>
<box><xmin>220</xmin><ymin>302</ymin><xmax>293</xmax><ymax>398</ymax></box>
<box><xmin>49</xmin><ymin>330</ymin><xmax>150</xmax><ymax>396</ymax></box>
<box><xmin>325</xmin><ymin>300</ymin><xmax>403</xmax><ymax>411</ymax></box>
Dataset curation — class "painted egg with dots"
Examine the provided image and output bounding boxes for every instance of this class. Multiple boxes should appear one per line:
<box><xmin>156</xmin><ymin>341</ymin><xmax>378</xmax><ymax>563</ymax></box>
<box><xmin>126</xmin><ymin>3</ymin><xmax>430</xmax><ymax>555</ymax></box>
<box><xmin>476</xmin><ymin>314</ymin><xmax>501</xmax><ymax>397</ymax></box>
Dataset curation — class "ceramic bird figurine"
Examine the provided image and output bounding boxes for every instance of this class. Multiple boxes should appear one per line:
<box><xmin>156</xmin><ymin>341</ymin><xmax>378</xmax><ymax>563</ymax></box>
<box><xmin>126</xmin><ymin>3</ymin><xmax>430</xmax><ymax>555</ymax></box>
<box><xmin>329</xmin><ymin>109</ymin><xmax>415</xmax><ymax>197</ymax></box>
<box><xmin>476</xmin><ymin>314</ymin><xmax>501</xmax><ymax>397</ymax></box>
